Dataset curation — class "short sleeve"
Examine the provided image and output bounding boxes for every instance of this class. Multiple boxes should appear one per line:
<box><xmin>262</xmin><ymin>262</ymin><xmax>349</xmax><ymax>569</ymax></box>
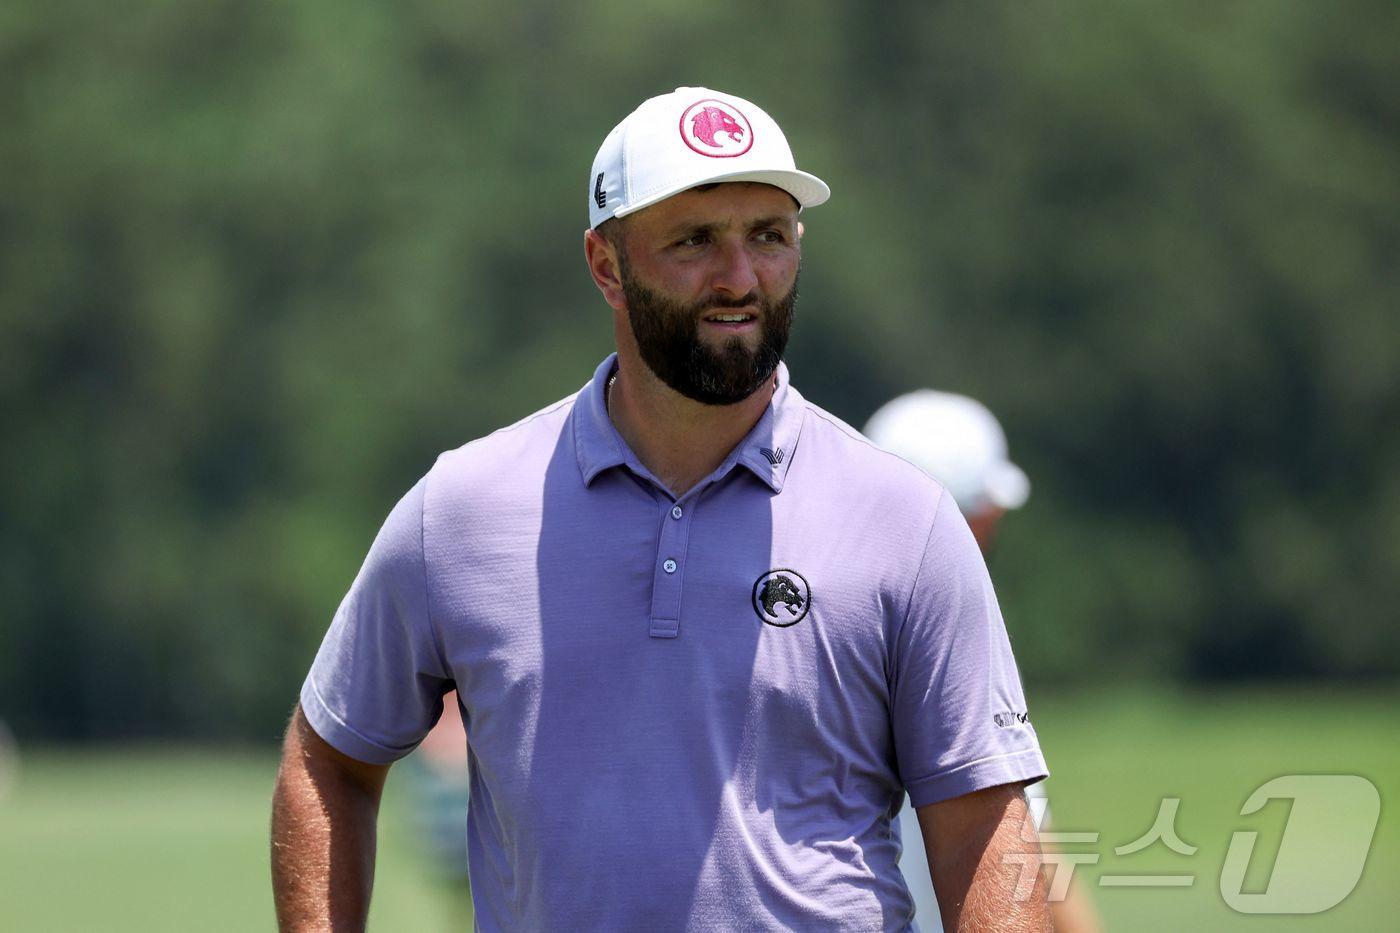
<box><xmin>891</xmin><ymin>491</ymin><xmax>1048</xmax><ymax>807</ymax></box>
<box><xmin>300</xmin><ymin>477</ymin><xmax>453</xmax><ymax>764</ymax></box>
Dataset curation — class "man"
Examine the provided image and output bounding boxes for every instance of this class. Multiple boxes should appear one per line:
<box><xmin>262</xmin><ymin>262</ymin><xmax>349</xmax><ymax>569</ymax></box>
<box><xmin>272</xmin><ymin>87</ymin><xmax>1051</xmax><ymax>932</ymax></box>
<box><xmin>864</xmin><ymin>390</ymin><xmax>1101</xmax><ymax>933</ymax></box>
<box><xmin>863</xmin><ymin>391</ymin><xmax>1031</xmax><ymax>556</ymax></box>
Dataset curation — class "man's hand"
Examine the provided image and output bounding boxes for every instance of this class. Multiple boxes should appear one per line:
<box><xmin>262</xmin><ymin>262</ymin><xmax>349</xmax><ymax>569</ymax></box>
<box><xmin>271</xmin><ymin>704</ymin><xmax>391</xmax><ymax>932</ymax></box>
<box><xmin>917</xmin><ymin>782</ymin><xmax>1051</xmax><ymax>932</ymax></box>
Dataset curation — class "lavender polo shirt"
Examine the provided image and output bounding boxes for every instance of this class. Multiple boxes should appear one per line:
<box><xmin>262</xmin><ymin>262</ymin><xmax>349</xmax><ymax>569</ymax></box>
<box><xmin>301</xmin><ymin>354</ymin><xmax>1047</xmax><ymax>932</ymax></box>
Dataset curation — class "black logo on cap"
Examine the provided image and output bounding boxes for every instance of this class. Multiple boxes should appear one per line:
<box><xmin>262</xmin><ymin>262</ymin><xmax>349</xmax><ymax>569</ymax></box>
<box><xmin>752</xmin><ymin>569</ymin><xmax>811</xmax><ymax>627</ymax></box>
<box><xmin>594</xmin><ymin>173</ymin><xmax>607</xmax><ymax>209</ymax></box>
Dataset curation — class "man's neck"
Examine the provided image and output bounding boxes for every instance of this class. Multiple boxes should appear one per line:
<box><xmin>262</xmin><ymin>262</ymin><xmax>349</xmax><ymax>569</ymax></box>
<box><xmin>606</xmin><ymin>352</ymin><xmax>775</xmax><ymax>499</ymax></box>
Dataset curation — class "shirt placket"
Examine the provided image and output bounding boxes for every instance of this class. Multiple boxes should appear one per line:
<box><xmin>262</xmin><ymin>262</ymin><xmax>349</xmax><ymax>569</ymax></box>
<box><xmin>648</xmin><ymin>494</ymin><xmax>695</xmax><ymax>639</ymax></box>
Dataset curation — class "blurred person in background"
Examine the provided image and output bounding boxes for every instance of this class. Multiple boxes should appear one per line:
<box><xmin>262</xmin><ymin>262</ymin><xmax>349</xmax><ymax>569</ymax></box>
<box><xmin>864</xmin><ymin>390</ymin><xmax>1102</xmax><ymax>933</ymax></box>
<box><xmin>405</xmin><ymin>693</ymin><xmax>473</xmax><ymax>927</ymax></box>
<box><xmin>272</xmin><ymin>87</ymin><xmax>1052</xmax><ymax>931</ymax></box>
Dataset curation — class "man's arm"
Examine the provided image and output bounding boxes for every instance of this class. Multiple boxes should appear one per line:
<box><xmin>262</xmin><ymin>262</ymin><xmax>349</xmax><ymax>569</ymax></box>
<box><xmin>271</xmin><ymin>703</ymin><xmax>391</xmax><ymax>932</ymax></box>
<box><xmin>917</xmin><ymin>782</ymin><xmax>1051</xmax><ymax>932</ymax></box>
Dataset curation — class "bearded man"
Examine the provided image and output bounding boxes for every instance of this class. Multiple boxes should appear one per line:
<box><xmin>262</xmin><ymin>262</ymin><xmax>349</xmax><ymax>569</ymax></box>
<box><xmin>272</xmin><ymin>87</ymin><xmax>1052</xmax><ymax>933</ymax></box>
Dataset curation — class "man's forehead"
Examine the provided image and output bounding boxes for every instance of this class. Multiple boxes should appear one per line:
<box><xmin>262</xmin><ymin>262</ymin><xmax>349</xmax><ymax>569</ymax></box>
<box><xmin>629</xmin><ymin>182</ymin><xmax>800</xmax><ymax>231</ymax></box>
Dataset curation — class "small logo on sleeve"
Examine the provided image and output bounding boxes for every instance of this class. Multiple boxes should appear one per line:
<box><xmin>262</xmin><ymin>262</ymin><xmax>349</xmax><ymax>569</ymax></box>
<box><xmin>993</xmin><ymin>711</ymin><xmax>1031</xmax><ymax>728</ymax></box>
<box><xmin>752</xmin><ymin>569</ymin><xmax>810</xmax><ymax>627</ymax></box>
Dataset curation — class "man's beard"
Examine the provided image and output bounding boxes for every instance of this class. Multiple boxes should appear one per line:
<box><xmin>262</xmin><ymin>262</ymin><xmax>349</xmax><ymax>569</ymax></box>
<box><xmin>621</xmin><ymin>259</ymin><xmax>798</xmax><ymax>406</ymax></box>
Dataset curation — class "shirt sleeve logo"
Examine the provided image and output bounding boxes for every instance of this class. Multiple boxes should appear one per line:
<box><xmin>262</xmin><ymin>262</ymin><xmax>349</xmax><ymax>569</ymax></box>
<box><xmin>752</xmin><ymin>569</ymin><xmax>811</xmax><ymax>627</ymax></box>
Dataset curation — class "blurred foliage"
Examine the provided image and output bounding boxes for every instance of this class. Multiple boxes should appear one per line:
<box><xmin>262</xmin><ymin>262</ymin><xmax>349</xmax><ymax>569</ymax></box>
<box><xmin>2</xmin><ymin>0</ymin><xmax>1397</xmax><ymax>739</ymax></box>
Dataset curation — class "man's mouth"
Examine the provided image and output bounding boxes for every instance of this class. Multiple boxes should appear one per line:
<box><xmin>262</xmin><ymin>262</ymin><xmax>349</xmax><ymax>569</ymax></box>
<box><xmin>703</xmin><ymin>311</ymin><xmax>758</xmax><ymax>327</ymax></box>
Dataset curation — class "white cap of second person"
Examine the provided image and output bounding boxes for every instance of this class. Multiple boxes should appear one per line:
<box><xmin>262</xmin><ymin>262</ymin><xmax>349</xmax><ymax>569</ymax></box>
<box><xmin>588</xmin><ymin>86</ymin><xmax>830</xmax><ymax>229</ymax></box>
<box><xmin>863</xmin><ymin>390</ymin><xmax>1031</xmax><ymax>515</ymax></box>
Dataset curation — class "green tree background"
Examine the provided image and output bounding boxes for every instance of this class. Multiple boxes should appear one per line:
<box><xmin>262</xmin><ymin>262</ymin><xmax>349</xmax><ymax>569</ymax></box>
<box><xmin>2</xmin><ymin>0</ymin><xmax>1397</xmax><ymax>739</ymax></box>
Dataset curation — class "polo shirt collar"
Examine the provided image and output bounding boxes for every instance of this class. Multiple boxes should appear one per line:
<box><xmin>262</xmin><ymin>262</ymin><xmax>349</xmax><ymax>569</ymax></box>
<box><xmin>573</xmin><ymin>353</ymin><xmax>805</xmax><ymax>495</ymax></box>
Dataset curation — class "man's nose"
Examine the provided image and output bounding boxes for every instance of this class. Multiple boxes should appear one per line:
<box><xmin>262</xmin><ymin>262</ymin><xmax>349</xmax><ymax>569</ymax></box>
<box><xmin>710</xmin><ymin>240</ymin><xmax>760</xmax><ymax>298</ymax></box>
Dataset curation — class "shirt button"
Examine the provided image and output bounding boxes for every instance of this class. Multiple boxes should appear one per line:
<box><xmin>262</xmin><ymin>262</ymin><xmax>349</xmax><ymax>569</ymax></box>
<box><xmin>663</xmin><ymin>559</ymin><xmax>678</xmax><ymax>574</ymax></box>
<box><xmin>671</xmin><ymin>505</ymin><xmax>683</xmax><ymax>520</ymax></box>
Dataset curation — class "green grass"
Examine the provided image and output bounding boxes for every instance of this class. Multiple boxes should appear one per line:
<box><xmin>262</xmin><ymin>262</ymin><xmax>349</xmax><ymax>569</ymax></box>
<box><xmin>1034</xmin><ymin>685</ymin><xmax>1400</xmax><ymax>931</ymax></box>
<box><xmin>0</xmin><ymin>686</ymin><xmax>1394</xmax><ymax>931</ymax></box>
<box><xmin>0</xmin><ymin>746</ymin><xmax>462</xmax><ymax>932</ymax></box>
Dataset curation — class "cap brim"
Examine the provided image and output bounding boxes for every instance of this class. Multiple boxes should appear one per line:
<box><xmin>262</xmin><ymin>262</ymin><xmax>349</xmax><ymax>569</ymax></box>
<box><xmin>985</xmin><ymin>462</ymin><xmax>1031</xmax><ymax>510</ymax></box>
<box><xmin>613</xmin><ymin>168</ymin><xmax>831</xmax><ymax>220</ymax></box>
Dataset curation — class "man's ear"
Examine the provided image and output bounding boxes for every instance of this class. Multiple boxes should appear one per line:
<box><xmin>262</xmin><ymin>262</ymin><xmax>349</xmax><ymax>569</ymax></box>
<box><xmin>796</xmin><ymin>221</ymin><xmax>805</xmax><ymax>241</ymax></box>
<box><xmin>584</xmin><ymin>228</ymin><xmax>628</xmax><ymax>312</ymax></box>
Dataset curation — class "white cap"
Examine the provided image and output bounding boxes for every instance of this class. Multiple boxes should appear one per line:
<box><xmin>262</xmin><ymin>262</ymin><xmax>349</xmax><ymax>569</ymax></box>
<box><xmin>863</xmin><ymin>390</ymin><xmax>1031</xmax><ymax>515</ymax></box>
<box><xmin>589</xmin><ymin>87</ymin><xmax>830</xmax><ymax>229</ymax></box>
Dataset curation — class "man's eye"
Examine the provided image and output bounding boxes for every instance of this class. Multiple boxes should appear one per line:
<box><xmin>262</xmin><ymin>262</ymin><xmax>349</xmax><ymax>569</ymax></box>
<box><xmin>677</xmin><ymin>234</ymin><xmax>709</xmax><ymax>248</ymax></box>
<box><xmin>757</xmin><ymin>230</ymin><xmax>786</xmax><ymax>244</ymax></box>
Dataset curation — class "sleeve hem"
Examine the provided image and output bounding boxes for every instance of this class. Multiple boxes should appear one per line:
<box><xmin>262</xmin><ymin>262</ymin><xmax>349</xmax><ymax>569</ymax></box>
<box><xmin>906</xmin><ymin>747</ymin><xmax>1049</xmax><ymax>808</ymax></box>
<box><xmin>300</xmin><ymin>677</ymin><xmax>419</xmax><ymax>766</ymax></box>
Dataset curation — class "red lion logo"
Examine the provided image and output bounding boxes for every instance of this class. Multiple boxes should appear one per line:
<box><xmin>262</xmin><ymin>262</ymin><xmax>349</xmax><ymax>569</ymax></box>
<box><xmin>690</xmin><ymin>106</ymin><xmax>745</xmax><ymax>149</ymax></box>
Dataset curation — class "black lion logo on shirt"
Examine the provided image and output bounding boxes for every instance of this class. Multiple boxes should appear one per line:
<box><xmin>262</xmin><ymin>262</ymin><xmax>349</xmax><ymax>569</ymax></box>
<box><xmin>760</xmin><ymin>576</ymin><xmax>804</xmax><ymax>617</ymax></box>
<box><xmin>752</xmin><ymin>570</ymin><xmax>812</xmax><ymax>627</ymax></box>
